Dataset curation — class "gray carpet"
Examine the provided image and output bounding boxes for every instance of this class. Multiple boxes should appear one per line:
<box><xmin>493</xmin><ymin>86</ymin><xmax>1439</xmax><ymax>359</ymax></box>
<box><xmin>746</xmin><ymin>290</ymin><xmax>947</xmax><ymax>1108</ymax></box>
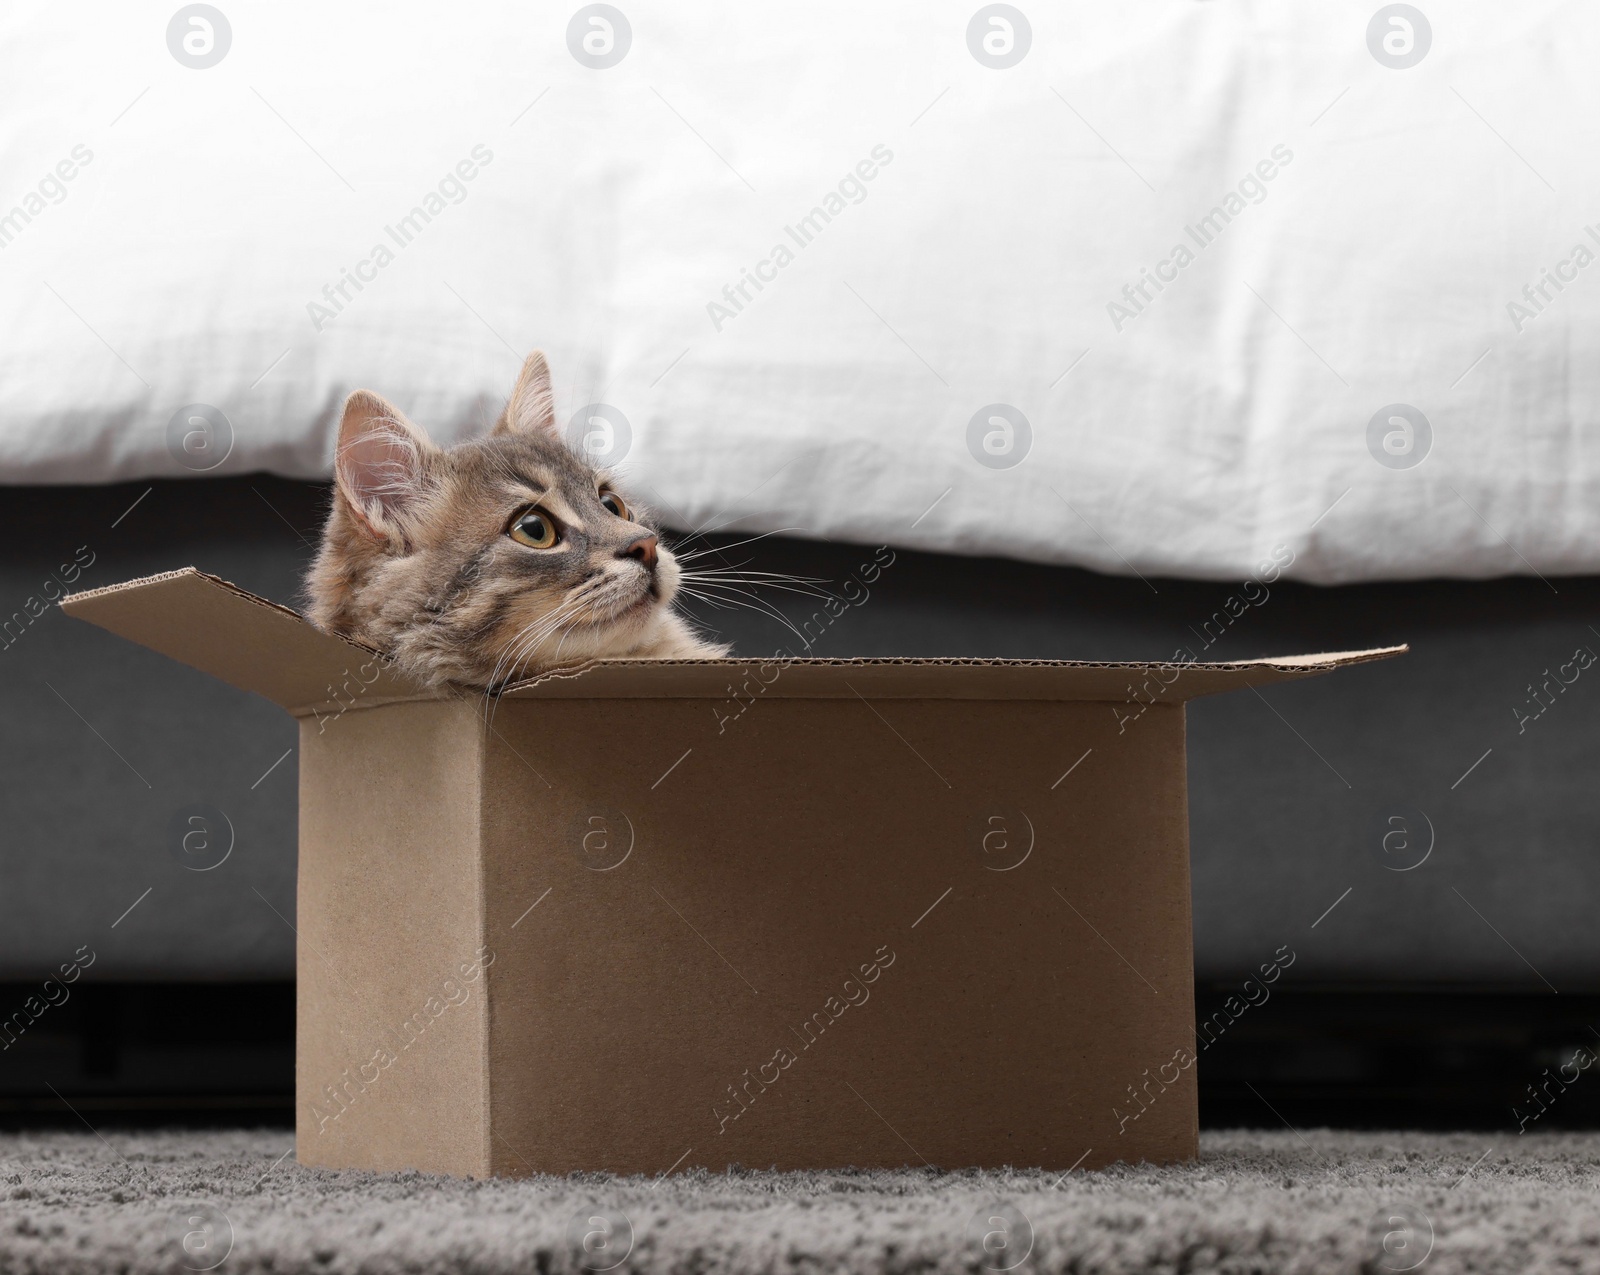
<box><xmin>2</xmin><ymin>1128</ymin><xmax>1598</xmax><ymax>1273</ymax></box>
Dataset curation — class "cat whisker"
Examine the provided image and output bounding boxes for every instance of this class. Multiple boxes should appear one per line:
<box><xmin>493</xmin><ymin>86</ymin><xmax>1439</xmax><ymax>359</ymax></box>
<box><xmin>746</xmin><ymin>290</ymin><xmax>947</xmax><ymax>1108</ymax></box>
<box><xmin>669</xmin><ymin>528</ymin><xmax>810</xmax><ymax>563</ymax></box>
<box><xmin>487</xmin><ymin>629</ymin><xmax>566</xmax><ymax>725</ymax></box>
<box><xmin>678</xmin><ymin>574</ymin><xmax>836</xmax><ymax>603</ymax></box>
<box><xmin>484</xmin><ymin>625</ymin><xmax>548</xmax><ymax>726</ymax></box>
<box><xmin>679</xmin><ymin>566</ymin><xmax>831</xmax><ymax>583</ymax></box>
<box><xmin>486</xmin><ymin>603</ymin><xmax>572</xmax><ymax>690</ymax></box>
<box><xmin>676</xmin><ymin>583</ymin><xmax>811</xmax><ymax>648</ymax></box>
<box><xmin>481</xmin><ymin>595</ymin><xmax>589</xmax><ymax>726</ymax></box>
<box><xmin>680</xmin><ymin>577</ymin><xmax>837</xmax><ymax>607</ymax></box>
<box><xmin>678</xmin><ymin>562</ymin><xmax>835</xmax><ymax>591</ymax></box>
<box><xmin>678</xmin><ymin>567</ymin><xmax>833</xmax><ymax>587</ymax></box>
<box><xmin>675</xmin><ymin>588</ymin><xmax>747</xmax><ymax>614</ymax></box>
<box><xmin>489</xmin><ymin>570</ymin><xmax>648</xmax><ymax>705</ymax></box>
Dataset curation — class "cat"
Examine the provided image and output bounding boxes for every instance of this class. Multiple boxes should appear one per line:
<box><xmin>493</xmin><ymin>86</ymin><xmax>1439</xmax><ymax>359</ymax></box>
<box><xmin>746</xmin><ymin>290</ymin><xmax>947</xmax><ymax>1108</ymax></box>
<box><xmin>306</xmin><ymin>349</ymin><xmax>727</xmax><ymax>691</ymax></box>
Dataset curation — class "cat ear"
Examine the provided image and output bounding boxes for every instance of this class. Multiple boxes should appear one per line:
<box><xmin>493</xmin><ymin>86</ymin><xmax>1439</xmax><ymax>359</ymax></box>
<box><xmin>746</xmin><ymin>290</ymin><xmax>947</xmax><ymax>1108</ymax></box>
<box><xmin>494</xmin><ymin>349</ymin><xmax>559</xmax><ymax>439</ymax></box>
<box><xmin>334</xmin><ymin>390</ymin><xmax>436</xmax><ymax>541</ymax></box>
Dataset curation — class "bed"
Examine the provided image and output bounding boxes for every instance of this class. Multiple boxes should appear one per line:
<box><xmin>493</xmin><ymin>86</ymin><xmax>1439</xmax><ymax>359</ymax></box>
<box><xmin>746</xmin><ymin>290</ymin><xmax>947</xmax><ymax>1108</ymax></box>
<box><xmin>1</xmin><ymin>0</ymin><xmax>1595</xmax><ymax>583</ymax></box>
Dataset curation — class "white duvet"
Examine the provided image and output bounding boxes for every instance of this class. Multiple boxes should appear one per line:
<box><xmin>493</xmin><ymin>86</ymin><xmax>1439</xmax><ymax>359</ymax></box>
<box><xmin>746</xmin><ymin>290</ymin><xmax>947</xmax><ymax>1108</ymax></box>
<box><xmin>1</xmin><ymin>0</ymin><xmax>1596</xmax><ymax>583</ymax></box>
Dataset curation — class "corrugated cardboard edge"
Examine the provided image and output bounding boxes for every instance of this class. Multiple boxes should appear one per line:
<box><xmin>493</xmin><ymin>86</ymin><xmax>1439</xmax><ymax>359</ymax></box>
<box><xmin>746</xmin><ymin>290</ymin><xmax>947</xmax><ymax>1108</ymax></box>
<box><xmin>60</xmin><ymin>566</ymin><xmax>427</xmax><ymax>715</ymax></box>
<box><xmin>64</xmin><ymin>566</ymin><xmax>323</xmax><ymax>630</ymax></box>
<box><xmin>503</xmin><ymin>644</ymin><xmax>1408</xmax><ymax>689</ymax></box>
<box><xmin>495</xmin><ymin>643</ymin><xmax>1409</xmax><ymax>703</ymax></box>
<box><xmin>60</xmin><ymin>566</ymin><xmax>1408</xmax><ymax>711</ymax></box>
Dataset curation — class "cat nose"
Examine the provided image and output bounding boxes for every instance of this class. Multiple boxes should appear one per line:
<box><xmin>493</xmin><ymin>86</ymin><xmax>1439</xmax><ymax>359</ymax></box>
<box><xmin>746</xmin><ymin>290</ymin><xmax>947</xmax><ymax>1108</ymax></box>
<box><xmin>619</xmin><ymin>534</ymin><xmax>658</xmax><ymax>569</ymax></box>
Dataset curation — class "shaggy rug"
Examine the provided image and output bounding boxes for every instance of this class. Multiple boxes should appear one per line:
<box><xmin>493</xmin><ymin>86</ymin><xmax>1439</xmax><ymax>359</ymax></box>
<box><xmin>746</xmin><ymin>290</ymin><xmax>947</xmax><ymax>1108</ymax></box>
<box><xmin>1</xmin><ymin>1128</ymin><xmax>1596</xmax><ymax>1274</ymax></box>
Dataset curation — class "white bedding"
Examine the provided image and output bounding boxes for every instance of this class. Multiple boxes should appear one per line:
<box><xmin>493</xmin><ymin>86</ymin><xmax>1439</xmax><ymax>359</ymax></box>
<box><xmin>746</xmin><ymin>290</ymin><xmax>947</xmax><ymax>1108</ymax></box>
<box><xmin>1</xmin><ymin>0</ymin><xmax>1596</xmax><ymax>582</ymax></box>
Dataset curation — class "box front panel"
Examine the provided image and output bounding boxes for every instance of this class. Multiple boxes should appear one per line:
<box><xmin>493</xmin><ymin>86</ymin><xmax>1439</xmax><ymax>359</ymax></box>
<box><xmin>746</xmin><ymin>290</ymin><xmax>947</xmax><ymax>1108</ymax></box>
<box><xmin>296</xmin><ymin>701</ymin><xmax>489</xmax><ymax>1176</ymax></box>
<box><xmin>482</xmin><ymin>695</ymin><xmax>1195</xmax><ymax>1174</ymax></box>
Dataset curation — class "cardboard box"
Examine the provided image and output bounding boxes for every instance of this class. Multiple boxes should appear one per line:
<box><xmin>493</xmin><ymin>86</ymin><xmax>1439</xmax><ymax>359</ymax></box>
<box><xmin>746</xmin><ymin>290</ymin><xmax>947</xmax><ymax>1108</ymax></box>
<box><xmin>63</xmin><ymin>568</ymin><xmax>1402</xmax><ymax>1177</ymax></box>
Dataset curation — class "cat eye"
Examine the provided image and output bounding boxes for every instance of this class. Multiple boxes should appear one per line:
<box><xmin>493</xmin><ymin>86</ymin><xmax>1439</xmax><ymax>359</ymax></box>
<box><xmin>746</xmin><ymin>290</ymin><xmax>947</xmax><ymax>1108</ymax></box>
<box><xmin>508</xmin><ymin>509</ymin><xmax>559</xmax><ymax>549</ymax></box>
<box><xmin>598</xmin><ymin>489</ymin><xmax>629</xmax><ymax>521</ymax></box>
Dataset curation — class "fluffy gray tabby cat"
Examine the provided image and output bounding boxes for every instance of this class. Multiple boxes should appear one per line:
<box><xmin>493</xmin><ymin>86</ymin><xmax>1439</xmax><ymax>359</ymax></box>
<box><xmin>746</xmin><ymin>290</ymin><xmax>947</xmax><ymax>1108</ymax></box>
<box><xmin>306</xmin><ymin>350</ymin><xmax>726</xmax><ymax>690</ymax></box>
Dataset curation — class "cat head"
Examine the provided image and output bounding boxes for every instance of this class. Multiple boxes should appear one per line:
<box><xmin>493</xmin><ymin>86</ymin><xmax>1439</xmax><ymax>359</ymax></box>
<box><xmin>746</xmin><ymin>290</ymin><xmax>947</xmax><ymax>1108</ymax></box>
<box><xmin>306</xmin><ymin>350</ymin><xmax>716</xmax><ymax>690</ymax></box>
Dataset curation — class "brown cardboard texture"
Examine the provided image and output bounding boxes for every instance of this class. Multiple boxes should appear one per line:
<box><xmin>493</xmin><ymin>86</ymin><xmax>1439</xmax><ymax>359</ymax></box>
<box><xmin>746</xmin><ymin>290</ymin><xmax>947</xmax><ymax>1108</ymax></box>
<box><xmin>63</xmin><ymin>569</ymin><xmax>1404</xmax><ymax>1177</ymax></box>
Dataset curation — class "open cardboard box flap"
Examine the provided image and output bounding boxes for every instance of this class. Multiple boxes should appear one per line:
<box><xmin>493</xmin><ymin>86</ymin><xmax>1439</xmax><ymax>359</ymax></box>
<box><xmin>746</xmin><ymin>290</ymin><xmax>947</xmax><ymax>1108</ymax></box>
<box><xmin>61</xmin><ymin>567</ymin><xmax>1407</xmax><ymax>715</ymax></box>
